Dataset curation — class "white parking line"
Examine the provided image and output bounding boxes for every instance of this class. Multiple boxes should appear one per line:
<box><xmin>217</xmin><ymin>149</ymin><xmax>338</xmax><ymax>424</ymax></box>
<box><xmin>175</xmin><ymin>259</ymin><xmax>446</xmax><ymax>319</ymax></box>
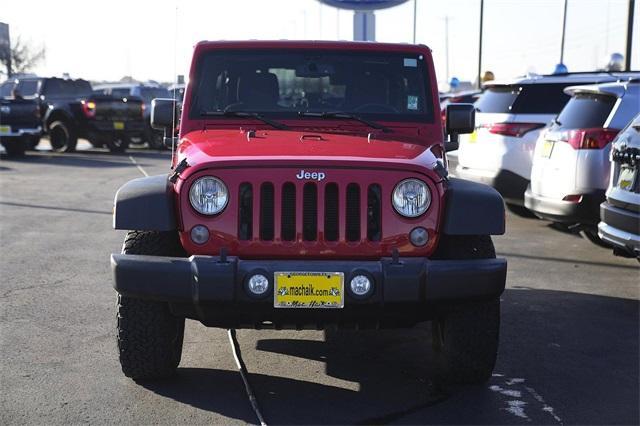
<box><xmin>128</xmin><ymin>155</ymin><xmax>149</xmax><ymax>177</ymax></box>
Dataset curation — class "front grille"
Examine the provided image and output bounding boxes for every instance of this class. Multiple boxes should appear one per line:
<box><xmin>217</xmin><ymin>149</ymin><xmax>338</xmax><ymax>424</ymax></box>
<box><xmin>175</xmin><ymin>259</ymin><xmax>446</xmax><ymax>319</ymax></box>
<box><xmin>239</xmin><ymin>181</ymin><xmax>381</xmax><ymax>243</ymax></box>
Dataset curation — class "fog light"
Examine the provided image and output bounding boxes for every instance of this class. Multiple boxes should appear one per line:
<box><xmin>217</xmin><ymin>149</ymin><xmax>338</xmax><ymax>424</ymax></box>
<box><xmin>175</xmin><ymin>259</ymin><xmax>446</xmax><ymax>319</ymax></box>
<box><xmin>247</xmin><ymin>274</ymin><xmax>269</xmax><ymax>296</ymax></box>
<box><xmin>350</xmin><ymin>275</ymin><xmax>372</xmax><ymax>297</ymax></box>
<box><xmin>190</xmin><ymin>225</ymin><xmax>209</xmax><ymax>244</ymax></box>
<box><xmin>409</xmin><ymin>227</ymin><xmax>429</xmax><ymax>247</ymax></box>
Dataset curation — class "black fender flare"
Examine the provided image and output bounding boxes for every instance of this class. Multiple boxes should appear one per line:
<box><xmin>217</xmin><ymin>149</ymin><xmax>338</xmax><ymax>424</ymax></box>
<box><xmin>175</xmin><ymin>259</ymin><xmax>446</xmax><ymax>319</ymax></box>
<box><xmin>441</xmin><ymin>178</ymin><xmax>505</xmax><ymax>235</ymax></box>
<box><xmin>43</xmin><ymin>108</ymin><xmax>75</xmax><ymax>130</ymax></box>
<box><xmin>113</xmin><ymin>174</ymin><xmax>177</xmax><ymax>231</ymax></box>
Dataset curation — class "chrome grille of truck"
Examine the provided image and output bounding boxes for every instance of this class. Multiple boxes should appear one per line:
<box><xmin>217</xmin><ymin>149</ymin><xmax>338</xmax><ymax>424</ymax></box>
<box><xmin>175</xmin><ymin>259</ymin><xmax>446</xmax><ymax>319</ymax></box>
<box><xmin>237</xmin><ymin>181</ymin><xmax>382</xmax><ymax>243</ymax></box>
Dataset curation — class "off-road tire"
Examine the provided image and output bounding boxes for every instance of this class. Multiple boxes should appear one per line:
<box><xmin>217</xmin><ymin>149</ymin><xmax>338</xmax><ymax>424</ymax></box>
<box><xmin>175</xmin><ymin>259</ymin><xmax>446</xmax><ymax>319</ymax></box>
<box><xmin>431</xmin><ymin>235</ymin><xmax>500</xmax><ymax>385</ymax></box>
<box><xmin>1</xmin><ymin>138</ymin><xmax>27</xmax><ymax>157</ymax></box>
<box><xmin>117</xmin><ymin>231</ymin><xmax>186</xmax><ymax>380</ymax></box>
<box><xmin>48</xmin><ymin>120</ymin><xmax>77</xmax><ymax>152</ymax></box>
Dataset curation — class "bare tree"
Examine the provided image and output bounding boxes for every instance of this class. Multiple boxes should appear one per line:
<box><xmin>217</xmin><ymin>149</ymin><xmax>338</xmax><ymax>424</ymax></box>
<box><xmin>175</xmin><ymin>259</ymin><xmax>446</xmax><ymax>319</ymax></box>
<box><xmin>1</xmin><ymin>36</ymin><xmax>45</xmax><ymax>77</ymax></box>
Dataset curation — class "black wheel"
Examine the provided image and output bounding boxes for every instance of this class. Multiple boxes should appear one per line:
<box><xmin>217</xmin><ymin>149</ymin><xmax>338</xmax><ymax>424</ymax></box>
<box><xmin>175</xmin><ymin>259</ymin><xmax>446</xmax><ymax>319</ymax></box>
<box><xmin>27</xmin><ymin>136</ymin><xmax>41</xmax><ymax>150</ymax></box>
<box><xmin>117</xmin><ymin>231</ymin><xmax>186</xmax><ymax>380</ymax></box>
<box><xmin>431</xmin><ymin>235</ymin><xmax>500</xmax><ymax>385</ymax></box>
<box><xmin>1</xmin><ymin>138</ymin><xmax>27</xmax><ymax>157</ymax></box>
<box><xmin>106</xmin><ymin>135</ymin><xmax>130</xmax><ymax>153</ymax></box>
<box><xmin>581</xmin><ymin>228</ymin><xmax>612</xmax><ymax>248</ymax></box>
<box><xmin>506</xmin><ymin>202</ymin><xmax>537</xmax><ymax>218</ymax></box>
<box><xmin>147</xmin><ymin>130</ymin><xmax>165</xmax><ymax>150</ymax></box>
<box><xmin>48</xmin><ymin>120</ymin><xmax>77</xmax><ymax>152</ymax></box>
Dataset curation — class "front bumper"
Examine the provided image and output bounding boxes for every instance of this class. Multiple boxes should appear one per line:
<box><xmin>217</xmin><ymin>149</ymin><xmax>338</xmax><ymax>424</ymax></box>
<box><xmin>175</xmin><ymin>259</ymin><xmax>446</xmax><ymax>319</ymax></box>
<box><xmin>524</xmin><ymin>188</ymin><xmax>605</xmax><ymax>225</ymax></box>
<box><xmin>455</xmin><ymin>167</ymin><xmax>529</xmax><ymax>204</ymax></box>
<box><xmin>598</xmin><ymin>202</ymin><xmax>640</xmax><ymax>257</ymax></box>
<box><xmin>111</xmin><ymin>254</ymin><xmax>507</xmax><ymax>328</ymax></box>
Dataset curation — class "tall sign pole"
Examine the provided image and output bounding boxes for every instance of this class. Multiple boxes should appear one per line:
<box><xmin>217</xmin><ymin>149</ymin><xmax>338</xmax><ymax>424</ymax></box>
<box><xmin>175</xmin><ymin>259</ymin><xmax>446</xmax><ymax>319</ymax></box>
<box><xmin>317</xmin><ymin>0</ymin><xmax>409</xmax><ymax>41</ymax></box>
<box><xmin>413</xmin><ymin>0</ymin><xmax>417</xmax><ymax>44</ymax></box>
<box><xmin>560</xmin><ymin>0</ymin><xmax>568</xmax><ymax>63</ymax></box>
<box><xmin>477</xmin><ymin>0</ymin><xmax>484</xmax><ymax>88</ymax></box>
<box><xmin>625</xmin><ymin>0</ymin><xmax>635</xmax><ymax>70</ymax></box>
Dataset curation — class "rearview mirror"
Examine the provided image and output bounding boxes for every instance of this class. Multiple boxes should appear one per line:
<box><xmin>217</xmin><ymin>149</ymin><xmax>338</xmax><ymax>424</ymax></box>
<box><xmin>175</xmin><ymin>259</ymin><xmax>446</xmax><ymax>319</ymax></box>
<box><xmin>446</xmin><ymin>103</ymin><xmax>475</xmax><ymax>135</ymax></box>
<box><xmin>150</xmin><ymin>98</ymin><xmax>178</xmax><ymax>130</ymax></box>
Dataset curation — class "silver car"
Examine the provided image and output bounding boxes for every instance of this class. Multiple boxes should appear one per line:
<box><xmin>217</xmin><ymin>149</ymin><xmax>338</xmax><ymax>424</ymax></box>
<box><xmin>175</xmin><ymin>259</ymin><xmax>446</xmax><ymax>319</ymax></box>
<box><xmin>598</xmin><ymin>112</ymin><xmax>640</xmax><ymax>259</ymax></box>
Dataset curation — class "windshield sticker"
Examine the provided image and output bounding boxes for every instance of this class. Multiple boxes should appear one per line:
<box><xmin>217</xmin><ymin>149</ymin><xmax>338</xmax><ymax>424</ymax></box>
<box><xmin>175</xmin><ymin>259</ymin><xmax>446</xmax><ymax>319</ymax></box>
<box><xmin>403</xmin><ymin>58</ymin><xmax>418</xmax><ymax>67</ymax></box>
<box><xmin>407</xmin><ymin>95</ymin><xmax>419</xmax><ymax>110</ymax></box>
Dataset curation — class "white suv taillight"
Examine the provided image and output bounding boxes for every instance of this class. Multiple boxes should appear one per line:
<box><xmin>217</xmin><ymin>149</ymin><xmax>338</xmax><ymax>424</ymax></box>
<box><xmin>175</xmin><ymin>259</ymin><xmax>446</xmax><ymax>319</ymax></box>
<box><xmin>560</xmin><ymin>128</ymin><xmax>620</xmax><ymax>150</ymax></box>
<box><xmin>481</xmin><ymin>122</ymin><xmax>545</xmax><ymax>138</ymax></box>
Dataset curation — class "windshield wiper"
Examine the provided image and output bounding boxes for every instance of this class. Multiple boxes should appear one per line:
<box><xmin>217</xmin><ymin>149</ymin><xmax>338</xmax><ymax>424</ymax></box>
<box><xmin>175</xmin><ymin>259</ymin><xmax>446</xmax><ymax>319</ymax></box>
<box><xmin>201</xmin><ymin>110</ymin><xmax>289</xmax><ymax>130</ymax></box>
<box><xmin>298</xmin><ymin>111</ymin><xmax>391</xmax><ymax>133</ymax></box>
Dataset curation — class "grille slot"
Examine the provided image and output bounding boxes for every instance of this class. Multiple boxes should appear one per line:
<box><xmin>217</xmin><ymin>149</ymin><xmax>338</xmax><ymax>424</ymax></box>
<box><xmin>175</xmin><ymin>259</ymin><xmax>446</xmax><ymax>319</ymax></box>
<box><xmin>281</xmin><ymin>182</ymin><xmax>296</xmax><ymax>241</ymax></box>
<box><xmin>367</xmin><ymin>184</ymin><xmax>382</xmax><ymax>242</ymax></box>
<box><xmin>346</xmin><ymin>183</ymin><xmax>361</xmax><ymax>242</ymax></box>
<box><xmin>238</xmin><ymin>183</ymin><xmax>253</xmax><ymax>240</ymax></box>
<box><xmin>303</xmin><ymin>183</ymin><xmax>318</xmax><ymax>241</ymax></box>
<box><xmin>260</xmin><ymin>183</ymin><xmax>275</xmax><ymax>241</ymax></box>
<box><xmin>324</xmin><ymin>183</ymin><xmax>339</xmax><ymax>242</ymax></box>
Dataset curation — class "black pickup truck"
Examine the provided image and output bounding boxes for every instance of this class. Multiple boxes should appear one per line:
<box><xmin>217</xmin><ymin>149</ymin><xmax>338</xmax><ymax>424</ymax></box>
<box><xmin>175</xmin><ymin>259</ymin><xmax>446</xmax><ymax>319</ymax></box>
<box><xmin>4</xmin><ymin>77</ymin><xmax>145</xmax><ymax>153</ymax></box>
<box><xmin>0</xmin><ymin>97</ymin><xmax>42</xmax><ymax>156</ymax></box>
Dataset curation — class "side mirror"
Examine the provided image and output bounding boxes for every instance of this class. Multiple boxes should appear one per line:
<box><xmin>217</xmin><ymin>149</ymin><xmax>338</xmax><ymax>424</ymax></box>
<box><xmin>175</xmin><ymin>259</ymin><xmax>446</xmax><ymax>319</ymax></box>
<box><xmin>150</xmin><ymin>98</ymin><xmax>178</xmax><ymax>130</ymax></box>
<box><xmin>446</xmin><ymin>103</ymin><xmax>475</xmax><ymax>135</ymax></box>
<box><xmin>444</xmin><ymin>103</ymin><xmax>475</xmax><ymax>152</ymax></box>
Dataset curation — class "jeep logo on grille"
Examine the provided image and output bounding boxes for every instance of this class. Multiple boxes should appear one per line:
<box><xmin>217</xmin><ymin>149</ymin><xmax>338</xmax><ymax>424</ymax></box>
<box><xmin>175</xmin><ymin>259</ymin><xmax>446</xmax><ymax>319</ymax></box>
<box><xmin>296</xmin><ymin>169</ymin><xmax>326</xmax><ymax>181</ymax></box>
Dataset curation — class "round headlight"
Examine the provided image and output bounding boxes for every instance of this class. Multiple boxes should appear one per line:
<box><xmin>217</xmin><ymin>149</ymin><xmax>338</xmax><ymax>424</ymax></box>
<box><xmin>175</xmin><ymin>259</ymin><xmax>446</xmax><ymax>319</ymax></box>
<box><xmin>392</xmin><ymin>178</ymin><xmax>431</xmax><ymax>217</ymax></box>
<box><xmin>189</xmin><ymin>176</ymin><xmax>229</xmax><ymax>215</ymax></box>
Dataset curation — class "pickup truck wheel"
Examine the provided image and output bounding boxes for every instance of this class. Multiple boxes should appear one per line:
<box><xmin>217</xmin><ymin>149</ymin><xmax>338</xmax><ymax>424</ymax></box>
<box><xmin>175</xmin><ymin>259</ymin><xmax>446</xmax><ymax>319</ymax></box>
<box><xmin>1</xmin><ymin>138</ymin><xmax>27</xmax><ymax>157</ymax></box>
<box><xmin>48</xmin><ymin>120</ymin><xmax>77</xmax><ymax>152</ymax></box>
<box><xmin>117</xmin><ymin>231</ymin><xmax>186</xmax><ymax>380</ymax></box>
<box><xmin>148</xmin><ymin>131</ymin><xmax>165</xmax><ymax>150</ymax></box>
<box><xmin>431</xmin><ymin>235</ymin><xmax>500</xmax><ymax>385</ymax></box>
<box><xmin>106</xmin><ymin>136</ymin><xmax>130</xmax><ymax>153</ymax></box>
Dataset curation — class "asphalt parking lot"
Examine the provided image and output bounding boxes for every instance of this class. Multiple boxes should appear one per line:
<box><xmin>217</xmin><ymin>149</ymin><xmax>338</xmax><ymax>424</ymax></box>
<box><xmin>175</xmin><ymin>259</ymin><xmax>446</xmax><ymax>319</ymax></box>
<box><xmin>1</xmin><ymin>142</ymin><xmax>638</xmax><ymax>425</ymax></box>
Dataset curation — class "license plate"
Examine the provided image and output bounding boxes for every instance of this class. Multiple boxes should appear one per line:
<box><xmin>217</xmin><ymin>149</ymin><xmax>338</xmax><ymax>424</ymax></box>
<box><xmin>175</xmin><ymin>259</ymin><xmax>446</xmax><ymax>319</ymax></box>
<box><xmin>274</xmin><ymin>272</ymin><xmax>344</xmax><ymax>309</ymax></box>
<box><xmin>468</xmin><ymin>130</ymin><xmax>478</xmax><ymax>143</ymax></box>
<box><xmin>617</xmin><ymin>166</ymin><xmax>637</xmax><ymax>191</ymax></box>
<box><xmin>113</xmin><ymin>121</ymin><xmax>125</xmax><ymax>130</ymax></box>
<box><xmin>0</xmin><ymin>125</ymin><xmax>10</xmax><ymax>135</ymax></box>
<box><xmin>539</xmin><ymin>140</ymin><xmax>554</xmax><ymax>158</ymax></box>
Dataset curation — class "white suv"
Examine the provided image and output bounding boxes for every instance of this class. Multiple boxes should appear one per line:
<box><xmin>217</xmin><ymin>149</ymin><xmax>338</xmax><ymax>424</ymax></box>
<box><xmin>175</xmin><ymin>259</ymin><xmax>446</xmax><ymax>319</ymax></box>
<box><xmin>525</xmin><ymin>81</ymin><xmax>639</xmax><ymax>245</ymax></box>
<box><xmin>456</xmin><ymin>72</ymin><xmax>635</xmax><ymax>216</ymax></box>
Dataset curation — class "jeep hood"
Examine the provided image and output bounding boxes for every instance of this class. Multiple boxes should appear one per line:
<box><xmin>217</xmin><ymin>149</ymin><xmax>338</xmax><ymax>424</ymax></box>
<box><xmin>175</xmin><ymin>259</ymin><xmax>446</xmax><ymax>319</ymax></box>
<box><xmin>176</xmin><ymin>129</ymin><xmax>443</xmax><ymax>179</ymax></box>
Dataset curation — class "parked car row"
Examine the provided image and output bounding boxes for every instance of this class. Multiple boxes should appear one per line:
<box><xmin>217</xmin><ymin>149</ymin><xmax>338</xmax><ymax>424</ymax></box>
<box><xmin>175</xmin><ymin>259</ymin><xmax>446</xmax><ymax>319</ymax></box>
<box><xmin>454</xmin><ymin>71</ymin><xmax>640</xmax><ymax>260</ymax></box>
<box><xmin>0</xmin><ymin>77</ymin><xmax>184</xmax><ymax>156</ymax></box>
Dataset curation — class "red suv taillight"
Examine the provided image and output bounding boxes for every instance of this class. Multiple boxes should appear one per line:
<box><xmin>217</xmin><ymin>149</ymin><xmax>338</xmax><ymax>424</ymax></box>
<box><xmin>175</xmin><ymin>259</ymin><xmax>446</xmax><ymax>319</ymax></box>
<box><xmin>81</xmin><ymin>100</ymin><xmax>96</xmax><ymax>118</ymax></box>
<box><xmin>560</xmin><ymin>128</ymin><xmax>620</xmax><ymax>150</ymax></box>
<box><xmin>482</xmin><ymin>122</ymin><xmax>545</xmax><ymax>138</ymax></box>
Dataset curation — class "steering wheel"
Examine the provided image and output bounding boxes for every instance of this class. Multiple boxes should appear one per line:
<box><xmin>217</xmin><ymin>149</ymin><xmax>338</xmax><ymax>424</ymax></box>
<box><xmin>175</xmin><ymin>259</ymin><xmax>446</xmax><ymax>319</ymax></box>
<box><xmin>353</xmin><ymin>103</ymin><xmax>399</xmax><ymax>113</ymax></box>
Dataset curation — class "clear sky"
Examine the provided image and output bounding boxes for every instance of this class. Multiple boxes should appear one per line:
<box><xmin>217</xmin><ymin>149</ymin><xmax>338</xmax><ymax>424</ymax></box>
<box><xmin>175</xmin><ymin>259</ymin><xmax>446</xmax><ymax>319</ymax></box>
<box><xmin>2</xmin><ymin>0</ymin><xmax>638</xmax><ymax>85</ymax></box>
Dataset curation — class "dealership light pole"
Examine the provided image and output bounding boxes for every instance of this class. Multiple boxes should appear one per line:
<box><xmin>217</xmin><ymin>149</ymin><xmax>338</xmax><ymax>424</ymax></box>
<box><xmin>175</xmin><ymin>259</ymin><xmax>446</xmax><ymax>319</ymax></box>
<box><xmin>477</xmin><ymin>0</ymin><xmax>484</xmax><ymax>88</ymax></box>
<box><xmin>560</xmin><ymin>0</ymin><xmax>568</xmax><ymax>64</ymax></box>
<box><xmin>625</xmin><ymin>0</ymin><xmax>635</xmax><ymax>70</ymax></box>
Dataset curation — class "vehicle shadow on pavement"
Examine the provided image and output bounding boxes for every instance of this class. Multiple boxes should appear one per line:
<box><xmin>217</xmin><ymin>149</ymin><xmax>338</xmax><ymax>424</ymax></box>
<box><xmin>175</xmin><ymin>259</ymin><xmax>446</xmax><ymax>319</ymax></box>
<box><xmin>1</xmin><ymin>152</ymin><xmax>135</xmax><ymax>168</ymax></box>
<box><xmin>140</xmin><ymin>289</ymin><xmax>639</xmax><ymax>425</ymax></box>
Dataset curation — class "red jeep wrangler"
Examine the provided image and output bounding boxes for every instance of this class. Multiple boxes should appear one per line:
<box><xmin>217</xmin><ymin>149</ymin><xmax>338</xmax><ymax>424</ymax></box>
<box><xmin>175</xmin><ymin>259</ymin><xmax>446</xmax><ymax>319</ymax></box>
<box><xmin>111</xmin><ymin>41</ymin><xmax>507</xmax><ymax>384</ymax></box>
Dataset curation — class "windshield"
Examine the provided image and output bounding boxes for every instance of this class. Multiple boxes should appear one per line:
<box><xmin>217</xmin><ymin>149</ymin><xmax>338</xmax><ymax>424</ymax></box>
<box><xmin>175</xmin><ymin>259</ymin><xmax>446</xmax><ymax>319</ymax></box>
<box><xmin>476</xmin><ymin>83</ymin><xmax>572</xmax><ymax>114</ymax></box>
<box><xmin>190</xmin><ymin>50</ymin><xmax>433</xmax><ymax>122</ymax></box>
